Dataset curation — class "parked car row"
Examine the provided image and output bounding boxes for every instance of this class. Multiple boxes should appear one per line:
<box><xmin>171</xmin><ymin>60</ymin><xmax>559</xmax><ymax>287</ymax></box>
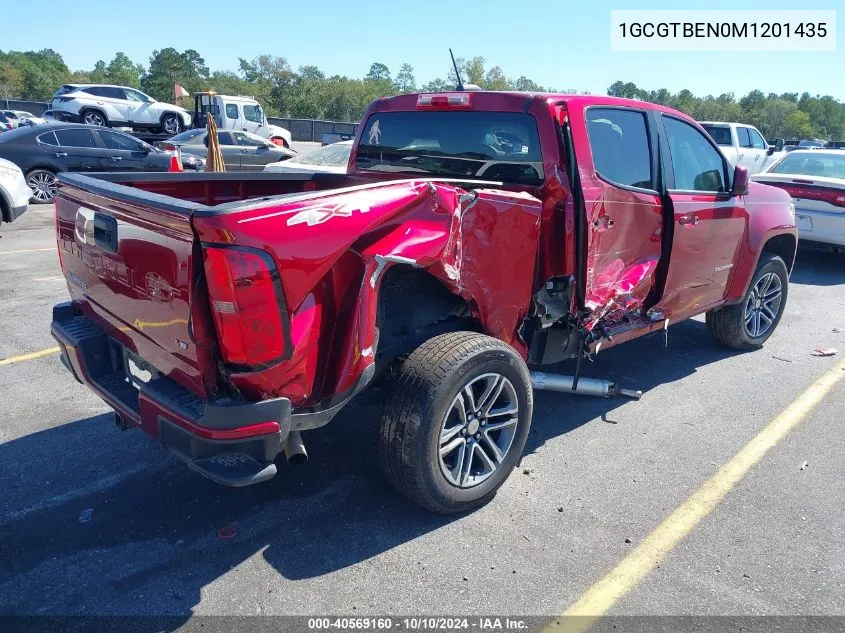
<box><xmin>0</xmin><ymin>123</ymin><xmax>205</xmax><ymax>204</ymax></box>
<box><xmin>158</xmin><ymin>129</ymin><xmax>296</xmax><ymax>170</ymax></box>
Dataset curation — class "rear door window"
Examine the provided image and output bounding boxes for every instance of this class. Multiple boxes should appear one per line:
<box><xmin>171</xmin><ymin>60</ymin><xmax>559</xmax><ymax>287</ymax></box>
<box><xmin>586</xmin><ymin>108</ymin><xmax>653</xmax><ymax>189</ymax></box>
<box><xmin>98</xmin><ymin>130</ymin><xmax>147</xmax><ymax>151</ymax></box>
<box><xmin>54</xmin><ymin>129</ymin><xmax>99</xmax><ymax>148</ymax></box>
<box><xmin>37</xmin><ymin>131</ymin><xmax>59</xmax><ymax>146</ymax></box>
<box><xmin>737</xmin><ymin>127</ymin><xmax>753</xmax><ymax>148</ymax></box>
<box><xmin>217</xmin><ymin>132</ymin><xmax>234</xmax><ymax>145</ymax></box>
<box><xmin>225</xmin><ymin>104</ymin><xmax>238</xmax><ymax>119</ymax></box>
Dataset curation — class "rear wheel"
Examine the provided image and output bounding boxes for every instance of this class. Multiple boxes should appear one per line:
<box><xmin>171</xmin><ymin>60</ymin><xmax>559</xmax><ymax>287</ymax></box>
<box><xmin>81</xmin><ymin>109</ymin><xmax>106</xmax><ymax>127</ymax></box>
<box><xmin>707</xmin><ymin>253</ymin><xmax>789</xmax><ymax>350</ymax></box>
<box><xmin>26</xmin><ymin>169</ymin><xmax>57</xmax><ymax>204</ymax></box>
<box><xmin>378</xmin><ymin>331</ymin><xmax>533</xmax><ymax>514</ymax></box>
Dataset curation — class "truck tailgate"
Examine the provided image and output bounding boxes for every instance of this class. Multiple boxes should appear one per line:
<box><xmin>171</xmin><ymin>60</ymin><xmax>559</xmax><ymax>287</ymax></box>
<box><xmin>55</xmin><ymin>182</ymin><xmax>217</xmax><ymax>397</ymax></box>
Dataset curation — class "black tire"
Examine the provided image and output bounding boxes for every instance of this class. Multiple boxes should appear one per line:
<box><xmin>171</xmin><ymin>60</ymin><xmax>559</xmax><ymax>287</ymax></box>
<box><xmin>160</xmin><ymin>113</ymin><xmax>182</xmax><ymax>136</ymax></box>
<box><xmin>80</xmin><ymin>109</ymin><xmax>107</xmax><ymax>127</ymax></box>
<box><xmin>26</xmin><ymin>169</ymin><xmax>58</xmax><ymax>204</ymax></box>
<box><xmin>378</xmin><ymin>331</ymin><xmax>533</xmax><ymax>514</ymax></box>
<box><xmin>707</xmin><ymin>253</ymin><xmax>789</xmax><ymax>350</ymax></box>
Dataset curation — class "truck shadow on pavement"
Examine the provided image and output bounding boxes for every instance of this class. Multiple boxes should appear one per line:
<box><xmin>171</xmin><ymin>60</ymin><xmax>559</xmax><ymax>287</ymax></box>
<box><xmin>0</xmin><ymin>319</ymin><xmax>747</xmax><ymax>623</ymax></box>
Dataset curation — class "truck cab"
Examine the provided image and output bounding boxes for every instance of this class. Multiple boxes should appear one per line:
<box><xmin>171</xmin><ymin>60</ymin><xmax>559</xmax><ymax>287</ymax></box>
<box><xmin>700</xmin><ymin>121</ymin><xmax>776</xmax><ymax>174</ymax></box>
<box><xmin>194</xmin><ymin>92</ymin><xmax>292</xmax><ymax>148</ymax></box>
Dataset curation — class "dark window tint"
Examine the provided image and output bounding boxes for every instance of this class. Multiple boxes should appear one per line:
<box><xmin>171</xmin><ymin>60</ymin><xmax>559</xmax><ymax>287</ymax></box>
<box><xmin>225</xmin><ymin>104</ymin><xmax>238</xmax><ymax>119</ymax></box>
<box><xmin>102</xmin><ymin>87</ymin><xmax>125</xmax><ymax>99</ymax></box>
<box><xmin>663</xmin><ymin>117</ymin><xmax>726</xmax><ymax>192</ymax></box>
<box><xmin>355</xmin><ymin>111</ymin><xmax>544</xmax><ymax>185</ymax></box>
<box><xmin>586</xmin><ymin>108</ymin><xmax>652</xmax><ymax>189</ymax></box>
<box><xmin>217</xmin><ymin>132</ymin><xmax>234</xmax><ymax>145</ymax></box>
<box><xmin>37</xmin><ymin>131</ymin><xmax>59</xmax><ymax>146</ymax></box>
<box><xmin>749</xmin><ymin>129</ymin><xmax>767</xmax><ymax>150</ymax></box>
<box><xmin>701</xmin><ymin>125</ymin><xmax>732</xmax><ymax>146</ymax></box>
<box><xmin>243</xmin><ymin>104</ymin><xmax>263</xmax><ymax>123</ymax></box>
<box><xmin>81</xmin><ymin>87</ymin><xmax>104</xmax><ymax>97</ymax></box>
<box><xmin>54</xmin><ymin>129</ymin><xmax>98</xmax><ymax>148</ymax></box>
<box><xmin>98</xmin><ymin>130</ymin><xmax>146</xmax><ymax>151</ymax></box>
<box><xmin>737</xmin><ymin>127</ymin><xmax>753</xmax><ymax>148</ymax></box>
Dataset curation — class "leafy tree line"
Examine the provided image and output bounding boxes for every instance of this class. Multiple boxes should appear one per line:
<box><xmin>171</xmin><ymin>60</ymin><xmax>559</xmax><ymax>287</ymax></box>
<box><xmin>608</xmin><ymin>81</ymin><xmax>844</xmax><ymax>141</ymax></box>
<box><xmin>0</xmin><ymin>48</ymin><xmax>567</xmax><ymax>122</ymax></box>
<box><xmin>1</xmin><ymin>48</ymin><xmax>842</xmax><ymax>139</ymax></box>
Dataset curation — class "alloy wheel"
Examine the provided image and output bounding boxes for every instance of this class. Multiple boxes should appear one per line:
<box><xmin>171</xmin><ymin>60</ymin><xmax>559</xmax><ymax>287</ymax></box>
<box><xmin>744</xmin><ymin>272</ymin><xmax>783</xmax><ymax>338</ymax></box>
<box><xmin>438</xmin><ymin>373</ymin><xmax>519</xmax><ymax>488</ymax></box>
<box><xmin>27</xmin><ymin>171</ymin><xmax>57</xmax><ymax>203</ymax></box>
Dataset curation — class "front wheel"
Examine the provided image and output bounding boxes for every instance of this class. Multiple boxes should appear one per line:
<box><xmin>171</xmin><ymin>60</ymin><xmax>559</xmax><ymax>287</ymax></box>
<box><xmin>378</xmin><ymin>331</ymin><xmax>533</xmax><ymax>514</ymax></box>
<box><xmin>160</xmin><ymin>113</ymin><xmax>182</xmax><ymax>136</ymax></box>
<box><xmin>707</xmin><ymin>253</ymin><xmax>789</xmax><ymax>350</ymax></box>
<box><xmin>26</xmin><ymin>169</ymin><xmax>58</xmax><ymax>204</ymax></box>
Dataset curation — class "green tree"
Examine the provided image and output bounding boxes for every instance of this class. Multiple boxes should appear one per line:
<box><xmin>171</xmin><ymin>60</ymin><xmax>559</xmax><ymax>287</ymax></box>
<box><xmin>0</xmin><ymin>61</ymin><xmax>23</xmax><ymax>104</ymax></box>
<box><xmin>393</xmin><ymin>63</ymin><xmax>415</xmax><ymax>93</ymax></box>
<box><xmin>781</xmin><ymin>110</ymin><xmax>817</xmax><ymax>138</ymax></box>
<box><xmin>365</xmin><ymin>62</ymin><xmax>390</xmax><ymax>83</ymax></box>
<box><xmin>90</xmin><ymin>60</ymin><xmax>107</xmax><ymax>83</ymax></box>
<box><xmin>105</xmin><ymin>52</ymin><xmax>143</xmax><ymax>88</ymax></box>
<box><xmin>142</xmin><ymin>48</ymin><xmax>209</xmax><ymax>102</ymax></box>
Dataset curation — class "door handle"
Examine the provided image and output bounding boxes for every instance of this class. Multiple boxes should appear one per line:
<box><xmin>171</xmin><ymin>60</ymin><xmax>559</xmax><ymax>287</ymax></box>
<box><xmin>55</xmin><ymin>152</ymin><xmax>67</xmax><ymax>158</ymax></box>
<box><xmin>239</xmin><ymin>149</ymin><xmax>249</xmax><ymax>153</ymax></box>
<box><xmin>678</xmin><ymin>214</ymin><xmax>700</xmax><ymax>226</ymax></box>
<box><xmin>110</xmin><ymin>156</ymin><xmax>123</xmax><ymax>161</ymax></box>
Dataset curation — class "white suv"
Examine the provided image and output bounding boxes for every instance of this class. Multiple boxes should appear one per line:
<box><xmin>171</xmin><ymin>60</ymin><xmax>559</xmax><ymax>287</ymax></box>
<box><xmin>0</xmin><ymin>158</ymin><xmax>31</xmax><ymax>224</ymax></box>
<box><xmin>51</xmin><ymin>84</ymin><xmax>191</xmax><ymax>135</ymax></box>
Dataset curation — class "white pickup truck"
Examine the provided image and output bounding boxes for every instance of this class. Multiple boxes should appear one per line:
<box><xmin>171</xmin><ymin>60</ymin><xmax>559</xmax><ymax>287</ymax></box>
<box><xmin>699</xmin><ymin>121</ymin><xmax>781</xmax><ymax>175</ymax></box>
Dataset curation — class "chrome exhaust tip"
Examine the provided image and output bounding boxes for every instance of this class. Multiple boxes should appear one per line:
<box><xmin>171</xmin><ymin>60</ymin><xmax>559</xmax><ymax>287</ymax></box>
<box><xmin>283</xmin><ymin>431</ymin><xmax>308</xmax><ymax>465</ymax></box>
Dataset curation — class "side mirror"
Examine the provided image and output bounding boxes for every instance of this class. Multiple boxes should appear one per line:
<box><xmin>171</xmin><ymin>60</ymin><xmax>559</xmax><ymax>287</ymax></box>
<box><xmin>767</xmin><ymin>146</ymin><xmax>775</xmax><ymax>156</ymax></box>
<box><xmin>731</xmin><ymin>165</ymin><xmax>750</xmax><ymax>196</ymax></box>
<box><xmin>774</xmin><ymin>138</ymin><xmax>784</xmax><ymax>151</ymax></box>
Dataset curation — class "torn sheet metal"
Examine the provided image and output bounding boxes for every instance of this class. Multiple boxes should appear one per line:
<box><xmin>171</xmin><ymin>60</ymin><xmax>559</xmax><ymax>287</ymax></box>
<box><xmin>583</xmin><ymin>257</ymin><xmax>659</xmax><ymax>328</ymax></box>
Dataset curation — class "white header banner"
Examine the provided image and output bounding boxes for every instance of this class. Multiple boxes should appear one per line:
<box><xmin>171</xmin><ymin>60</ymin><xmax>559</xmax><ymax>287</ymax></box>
<box><xmin>611</xmin><ymin>10</ymin><xmax>836</xmax><ymax>52</ymax></box>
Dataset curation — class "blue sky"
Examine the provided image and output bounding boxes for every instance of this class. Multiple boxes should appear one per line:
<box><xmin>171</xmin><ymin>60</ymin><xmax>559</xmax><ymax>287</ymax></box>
<box><xmin>2</xmin><ymin>0</ymin><xmax>841</xmax><ymax>99</ymax></box>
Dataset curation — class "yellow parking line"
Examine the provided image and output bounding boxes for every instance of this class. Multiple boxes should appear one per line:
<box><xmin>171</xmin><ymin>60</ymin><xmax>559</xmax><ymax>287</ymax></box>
<box><xmin>0</xmin><ymin>248</ymin><xmax>55</xmax><ymax>255</ymax></box>
<box><xmin>545</xmin><ymin>358</ymin><xmax>845</xmax><ymax>633</ymax></box>
<box><xmin>0</xmin><ymin>346</ymin><xmax>60</xmax><ymax>366</ymax></box>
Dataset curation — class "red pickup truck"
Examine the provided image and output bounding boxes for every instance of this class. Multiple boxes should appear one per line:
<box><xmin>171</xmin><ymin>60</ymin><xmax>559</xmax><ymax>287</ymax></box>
<box><xmin>51</xmin><ymin>91</ymin><xmax>797</xmax><ymax>514</ymax></box>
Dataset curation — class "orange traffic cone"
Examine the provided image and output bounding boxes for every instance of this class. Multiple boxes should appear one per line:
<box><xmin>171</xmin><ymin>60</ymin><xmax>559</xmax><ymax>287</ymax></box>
<box><xmin>168</xmin><ymin>148</ymin><xmax>184</xmax><ymax>172</ymax></box>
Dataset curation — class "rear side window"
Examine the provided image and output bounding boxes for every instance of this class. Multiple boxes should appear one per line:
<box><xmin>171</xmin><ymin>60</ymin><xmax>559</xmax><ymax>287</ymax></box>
<box><xmin>54</xmin><ymin>129</ymin><xmax>98</xmax><ymax>148</ymax></box>
<box><xmin>37</xmin><ymin>132</ymin><xmax>59</xmax><ymax>146</ymax></box>
<box><xmin>225</xmin><ymin>104</ymin><xmax>238</xmax><ymax>119</ymax></box>
<box><xmin>217</xmin><ymin>132</ymin><xmax>234</xmax><ymax>145</ymax></box>
<box><xmin>737</xmin><ymin>127</ymin><xmax>753</xmax><ymax>148</ymax></box>
<box><xmin>586</xmin><ymin>108</ymin><xmax>653</xmax><ymax>189</ymax></box>
<box><xmin>701</xmin><ymin>125</ymin><xmax>732</xmax><ymax>146</ymax></box>
<box><xmin>663</xmin><ymin>117</ymin><xmax>726</xmax><ymax>192</ymax></box>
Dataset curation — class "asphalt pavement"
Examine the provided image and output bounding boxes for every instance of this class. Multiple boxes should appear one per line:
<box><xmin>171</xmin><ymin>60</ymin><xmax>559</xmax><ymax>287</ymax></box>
<box><xmin>1</xmin><ymin>203</ymin><xmax>843</xmax><ymax>630</ymax></box>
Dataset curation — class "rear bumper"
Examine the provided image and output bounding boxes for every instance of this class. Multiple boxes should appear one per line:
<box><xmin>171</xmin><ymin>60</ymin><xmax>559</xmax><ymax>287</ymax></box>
<box><xmin>50</xmin><ymin>302</ymin><xmax>292</xmax><ymax>487</ymax></box>
<box><xmin>795</xmin><ymin>208</ymin><xmax>845</xmax><ymax>247</ymax></box>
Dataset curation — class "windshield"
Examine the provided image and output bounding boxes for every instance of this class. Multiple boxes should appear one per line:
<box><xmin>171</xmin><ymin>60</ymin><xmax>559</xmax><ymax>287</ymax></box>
<box><xmin>701</xmin><ymin>125</ymin><xmax>732</xmax><ymax>147</ymax></box>
<box><xmin>355</xmin><ymin>111</ymin><xmax>544</xmax><ymax>185</ymax></box>
<box><xmin>770</xmin><ymin>152</ymin><xmax>845</xmax><ymax>178</ymax></box>
<box><xmin>290</xmin><ymin>142</ymin><xmax>352</xmax><ymax>167</ymax></box>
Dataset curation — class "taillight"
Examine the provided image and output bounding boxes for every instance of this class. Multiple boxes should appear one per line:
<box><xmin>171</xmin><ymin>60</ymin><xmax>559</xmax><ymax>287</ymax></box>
<box><xmin>202</xmin><ymin>246</ymin><xmax>290</xmax><ymax>368</ymax></box>
<box><xmin>162</xmin><ymin>143</ymin><xmax>176</xmax><ymax>151</ymax></box>
<box><xmin>417</xmin><ymin>92</ymin><xmax>473</xmax><ymax>110</ymax></box>
<box><xmin>777</xmin><ymin>183</ymin><xmax>845</xmax><ymax>208</ymax></box>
